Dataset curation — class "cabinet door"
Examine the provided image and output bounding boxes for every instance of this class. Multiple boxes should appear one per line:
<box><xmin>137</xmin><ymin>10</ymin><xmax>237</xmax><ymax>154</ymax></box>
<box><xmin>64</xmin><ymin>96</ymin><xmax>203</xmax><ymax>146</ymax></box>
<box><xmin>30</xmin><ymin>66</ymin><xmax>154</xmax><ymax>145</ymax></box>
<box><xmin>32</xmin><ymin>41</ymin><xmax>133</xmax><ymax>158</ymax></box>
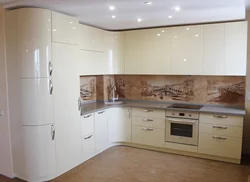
<box><xmin>53</xmin><ymin>43</ymin><xmax>82</xmax><ymax>175</ymax></box>
<box><xmin>20</xmin><ymin>78</ymin><xmax>54</xmax><ymax>126</ymax></box>
<box><xmin>108</xmin><ymin>108</ymin><xmax>132</xmax><ymax>143</ymax></box>
<box><xmin>82</xmin><ymin>134</ymin><xmax>95</xmax><ymax>161</ymax></box>
<box><xmin>22</xmin><ymin>125</ymin><xmax>56</xmax><ymax>181</ymax></box>
<box><xmin>94</xmin><ymin>110</ymin><xmax>108</xmax><ymax>154</ymax></box>
<box><xmin>52</xmin><ymin>11</ymin><xmax>79</xmax><ymax>45</ymax></box>
<box><xmin>204</xmin><ymin>24</ymin><xmax>226</xmax><ymax>75</ymax></box>
<box><xmin>81</xmin><ymin>113</ymin><xmax>94</xmax><ymax>136</ymax></box>
<box><xmin>17</xmin><ymin>8</ymin><xmax>52</xmax><ymax>78</ymax></box>
<box><xmin>138</xmin><ymin>28</ymin><xmax>172</xmax><ymax>74</ymax></box>
<box><xmin>79</xmin><ymin>25</ymin><xmax>104</xmax><ymax>52</ymax></box>
<box><xmin>225</xmin><ymin>21</ymin><xmax>247</xmax><ymax>75</ymax></box>
<box><xmin>124</xmin><ymin>31</ymin><xmax>138</xmax><ymax>74</ymax></box>
<box><xmin>172</xmin><ymin>25</ymin><xmax>203</xmax><ymax>75</ymax></box>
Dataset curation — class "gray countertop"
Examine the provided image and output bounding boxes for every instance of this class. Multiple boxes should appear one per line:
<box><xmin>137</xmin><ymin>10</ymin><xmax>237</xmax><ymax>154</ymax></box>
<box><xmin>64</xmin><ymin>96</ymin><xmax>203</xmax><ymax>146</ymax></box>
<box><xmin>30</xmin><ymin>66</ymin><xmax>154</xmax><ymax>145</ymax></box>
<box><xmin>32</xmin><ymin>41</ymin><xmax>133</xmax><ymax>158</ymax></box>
<box><xmin>80</xmin><ymin>101</ymin><xmax>246</xmax><ymax>117</ymax></box>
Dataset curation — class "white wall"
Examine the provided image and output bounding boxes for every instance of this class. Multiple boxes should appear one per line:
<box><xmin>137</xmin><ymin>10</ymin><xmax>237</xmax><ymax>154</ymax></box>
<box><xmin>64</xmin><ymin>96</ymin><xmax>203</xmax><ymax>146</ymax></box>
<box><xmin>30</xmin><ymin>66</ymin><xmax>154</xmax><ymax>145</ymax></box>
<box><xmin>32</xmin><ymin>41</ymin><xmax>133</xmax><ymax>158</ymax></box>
<box><xmin>0</xmin><ymin>5</ymin><xmax>14</xmax><ymax>178</ymax></box>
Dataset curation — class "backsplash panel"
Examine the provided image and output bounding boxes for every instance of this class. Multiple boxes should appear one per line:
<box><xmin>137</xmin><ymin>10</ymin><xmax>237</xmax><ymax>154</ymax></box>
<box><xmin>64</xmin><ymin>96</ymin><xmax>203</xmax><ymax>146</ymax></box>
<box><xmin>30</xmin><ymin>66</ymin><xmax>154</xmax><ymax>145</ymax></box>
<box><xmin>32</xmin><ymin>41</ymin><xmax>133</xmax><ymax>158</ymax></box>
<box><xmin>80</xmin><ymin>75</ymin><xmax>245</xmax><ymax>106</ymax></box>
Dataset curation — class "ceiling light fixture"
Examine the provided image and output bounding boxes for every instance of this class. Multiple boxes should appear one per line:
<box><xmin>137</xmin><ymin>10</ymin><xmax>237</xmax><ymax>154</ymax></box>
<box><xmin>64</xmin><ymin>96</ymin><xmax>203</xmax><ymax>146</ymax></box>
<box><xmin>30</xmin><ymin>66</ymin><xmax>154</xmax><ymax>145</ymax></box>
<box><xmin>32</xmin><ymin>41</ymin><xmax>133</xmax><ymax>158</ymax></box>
<box><xmin>162</xmin><ymin>30</ymin><xmax>165</xmax><ymax>33</ymax></box>
<box><xmin>172</xmin><ymin>6</ymin><xmax>180</xmax><ymax>12</ymax></box>
<box><xmin>168</xmin><ymin>15</ymin><xmax>173</xmax><ymax>19</ymax></box>
<box><xmin>145</xmin><ymin>1</ymin><xmax>152</xmax><ymax>5</ymax></box>
<box><xmin>109</xmin><ymin>6</ymin><xmax>115</xmax><ymax>10</ymax></box>
<box><xmin>157</xmin><ymin>34</ymin><xmax>161</xmax><ymax>36</ymax></box>
<box><xmin>195</xmin><ymin>34</ymin><xmax>199</xmax><ymax>37</ymax></box>
<box><xmin>137</xmin><ymin>18</ymin><xmax>142</xmax><ymax>22</ymax></box>
<box><xmin>111</xmin><ymin>15</ymin><xmax>116</xmax><ymax>19</ymax></box>
<box><xmin>186</xmin><ymin>27</ymin><xmax>189</xmax><ymax>30</ymax></box>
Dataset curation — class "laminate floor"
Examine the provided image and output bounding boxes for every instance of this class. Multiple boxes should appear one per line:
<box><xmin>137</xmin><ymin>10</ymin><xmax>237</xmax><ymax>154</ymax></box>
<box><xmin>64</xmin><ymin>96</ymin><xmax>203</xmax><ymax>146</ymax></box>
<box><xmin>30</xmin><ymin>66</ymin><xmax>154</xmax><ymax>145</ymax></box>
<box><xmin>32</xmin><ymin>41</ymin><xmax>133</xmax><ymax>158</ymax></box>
<box><xmin>1</xmin><ymin>146</ymin><xmax>250</xmax><ymax>182</ymax></box>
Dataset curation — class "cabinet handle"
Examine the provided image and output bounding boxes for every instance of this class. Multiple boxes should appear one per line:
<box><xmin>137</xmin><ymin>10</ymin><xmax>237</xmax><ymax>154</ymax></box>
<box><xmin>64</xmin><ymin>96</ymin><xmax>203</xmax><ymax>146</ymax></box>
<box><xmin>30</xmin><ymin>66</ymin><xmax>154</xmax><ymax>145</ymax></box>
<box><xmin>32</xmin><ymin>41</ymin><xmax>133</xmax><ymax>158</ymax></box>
<box><xmin>48</xmin><ymin>61</ymin><xmax>53</xmax><ymax>76</ymax></box>
<box><xmin>142</xmin><ymin>109</ymin><xmax>154</xmax><ymax>112</ymax></box>
<box><xmin>98</xmin><ymin>110</ymin><xmax>105</xmax><ymax>114</ymax></box>
<box><xmin>78</xmin><ymin>97</ymin><xmax>81</xmax><ymax>111</ymax></box>
<box><xmin>84</xmin><ymin>135</ymin><xmax>93</xmax><ymax>140</ymax></box>
<box><xmin>49</xmin><ymin>79</ymin><xmax>53</xmax><ymax>95</ymax></box>
<box><xmin>213</xmin><ymin>125</ymin><xmax>228</xmax><ymax>129</ymax></box>
<box><xmin>84</xmin><ymin>114</ymin><xmax>92</xmax><ymax>118</ymax></box>
<box><xmin>213</xmin><ymin>115</ymin><xmax>227</xmax><ymax>119</ymax></box>
<box><xmin>142</xmin><ymin>127</ymin><xmax>154</xmax><ymax>131</ymax></box>
<box><xmin>213</xmin><ymin>136</ymin><xmax>227</xmax><ymax>140</ymax></box>
<box><xmin>128</xmin><ymin>109</ymin><xmax>131</xmax><ymax>119</ymax></box>
<box><xmin>142</xmin><ymin>118</ymin><xmax>154</xmax><ymax>122</ymax></box>
<box><xmin>51</xmin><ymin>125</ymin><xmax>55</xmax><ymax>140</ymax></box>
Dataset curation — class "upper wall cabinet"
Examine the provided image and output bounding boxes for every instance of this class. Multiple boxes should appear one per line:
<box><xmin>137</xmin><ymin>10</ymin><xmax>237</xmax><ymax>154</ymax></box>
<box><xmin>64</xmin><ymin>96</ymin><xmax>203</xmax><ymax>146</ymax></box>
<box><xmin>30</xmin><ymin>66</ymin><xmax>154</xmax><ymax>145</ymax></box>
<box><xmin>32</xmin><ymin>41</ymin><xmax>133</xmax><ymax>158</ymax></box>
<box><xmin>79</xmin><ymin>25</ymin><xmax>104</xmax><ymax>52</ymax></box>
<box><xmin>52</xmin><ymin>12</ymin><xmax>79</xmax><ymax>45</ymax></box>
<box><xmin>225</xmin><ymin>22</ymin><xmax>247</xmax><ymax>76</ymax></box>
<box><xmin>124</xmin><ymin>31</ymin><xmax>138</xmax><ymax>74</ymax></box>
<box><xmin>172</xmin><ymin>25</ymin><xmax>203</xmax><ymax>75</ymax></box>
<box><xmin>17</xmin><ymin>8</ymin><xmax>52</xmax><ymax>78</ymax></box>
<box><xmin>138</xmin><ymin>28</ymin><xmax>172</xmax><ymax>74</ymax></box>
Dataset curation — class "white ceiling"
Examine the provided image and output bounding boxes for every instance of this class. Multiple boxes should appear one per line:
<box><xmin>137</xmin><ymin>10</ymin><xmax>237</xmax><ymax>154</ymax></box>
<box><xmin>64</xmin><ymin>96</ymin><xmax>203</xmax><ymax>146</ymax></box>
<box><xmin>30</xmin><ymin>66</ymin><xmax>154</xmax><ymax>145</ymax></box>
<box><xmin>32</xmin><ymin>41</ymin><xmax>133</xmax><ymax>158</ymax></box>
<box><xmin>0</xmin><ymin>0</ymin><xmax>247</xmax><ymax>30</ymax></box>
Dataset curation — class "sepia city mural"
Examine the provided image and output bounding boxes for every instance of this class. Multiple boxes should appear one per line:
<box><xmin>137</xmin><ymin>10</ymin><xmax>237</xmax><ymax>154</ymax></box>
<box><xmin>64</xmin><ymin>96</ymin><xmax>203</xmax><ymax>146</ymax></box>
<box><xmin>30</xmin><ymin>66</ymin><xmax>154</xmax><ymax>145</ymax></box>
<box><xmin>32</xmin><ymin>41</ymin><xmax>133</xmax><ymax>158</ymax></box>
<box><xmin>80</xmin><ymin>75</ymin><xmax>245</xmax><ymax>106</ymax></box>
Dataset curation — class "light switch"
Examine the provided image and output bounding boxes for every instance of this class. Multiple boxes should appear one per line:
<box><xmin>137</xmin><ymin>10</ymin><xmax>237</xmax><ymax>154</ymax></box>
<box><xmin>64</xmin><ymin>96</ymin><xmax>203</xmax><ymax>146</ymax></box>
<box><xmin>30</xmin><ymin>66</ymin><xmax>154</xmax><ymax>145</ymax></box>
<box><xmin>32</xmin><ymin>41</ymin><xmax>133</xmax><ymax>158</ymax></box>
<box><xmin>0</xmin><ymin>110</ymin><xmax>4</xmax><ymax>116</ymax></box>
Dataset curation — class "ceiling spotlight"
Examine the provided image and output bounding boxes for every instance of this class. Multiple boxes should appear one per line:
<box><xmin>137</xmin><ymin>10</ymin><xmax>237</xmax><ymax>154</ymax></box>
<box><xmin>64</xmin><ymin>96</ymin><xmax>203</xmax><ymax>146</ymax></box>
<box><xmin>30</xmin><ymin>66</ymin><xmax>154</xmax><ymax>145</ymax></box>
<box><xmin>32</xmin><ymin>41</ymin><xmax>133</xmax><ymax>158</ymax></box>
<box><xmin>168</xmin><ymin>15</ymin><xmax>173</xmax><ymax>19</ymax></box>
<box><xmin>111</xmin><ymin>15</ymin><xmax>116</xmax><ymax>19</ymax></box>
<box><xmin>157</xmin><ymin>34</ymin><xmax>161</xmax><ymax>36</ymax></box>
<box><xmin>173</xmin><ymin>6</ymin><xmax>181</xmax><ymax>12</ymax></box>
<box><xmin>137</xmin><ymin>18</ymin><xmax>142</xmax><ymax>22</ymax></box>
<box><xmin>109</xmin><ymin>6</ymin><xmax>115</xmax><ymax>10</ymax></box>
<box><xmin>195</xmin><ymin>34</ymin><xmax>199</xmax><ymax>37</ymax></box>
<box><xmin>186</xmin><ymin>27</ymin><xmax>190</xmax><ymax>30</ymax></box>
<box><xmin>145</xmin><ymin>1</ymin><xmax>152</xmax><ymax>5</ymax></box>
<box><xmin>162</xmin><ymin>30</ymin><xmax>165</xmax><ymax>33</ymax></box>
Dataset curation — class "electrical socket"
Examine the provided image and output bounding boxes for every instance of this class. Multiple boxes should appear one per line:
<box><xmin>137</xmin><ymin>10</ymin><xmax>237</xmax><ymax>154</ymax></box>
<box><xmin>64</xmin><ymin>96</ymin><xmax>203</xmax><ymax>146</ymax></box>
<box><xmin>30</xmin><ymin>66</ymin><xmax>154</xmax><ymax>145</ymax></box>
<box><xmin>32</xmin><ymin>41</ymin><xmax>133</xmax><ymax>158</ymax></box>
<box><xmin>0</xmin><ymin>110</ymin><xmax>4</xmax><ymax>116</ymax></box>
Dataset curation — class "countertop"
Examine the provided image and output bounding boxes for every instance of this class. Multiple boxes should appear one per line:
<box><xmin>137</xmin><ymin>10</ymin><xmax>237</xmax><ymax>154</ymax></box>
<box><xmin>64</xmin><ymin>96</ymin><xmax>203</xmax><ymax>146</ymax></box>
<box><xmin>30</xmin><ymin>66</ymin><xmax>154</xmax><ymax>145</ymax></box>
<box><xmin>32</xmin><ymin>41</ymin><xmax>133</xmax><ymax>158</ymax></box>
<box><xmin>80</xmin><ymin>101</ymin><xmax>246</xmax><ymax>117</ymax></box>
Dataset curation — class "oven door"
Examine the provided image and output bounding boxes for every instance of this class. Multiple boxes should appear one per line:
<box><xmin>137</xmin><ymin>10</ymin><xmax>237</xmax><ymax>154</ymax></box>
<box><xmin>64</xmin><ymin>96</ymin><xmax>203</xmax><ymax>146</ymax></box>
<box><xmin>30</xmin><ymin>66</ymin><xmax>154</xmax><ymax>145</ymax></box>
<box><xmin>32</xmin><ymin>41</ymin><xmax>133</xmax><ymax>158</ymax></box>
<box><xmin>165</xmin><ymin>117</ymin><xmax>198</xmax><ymax>146</ymax></box>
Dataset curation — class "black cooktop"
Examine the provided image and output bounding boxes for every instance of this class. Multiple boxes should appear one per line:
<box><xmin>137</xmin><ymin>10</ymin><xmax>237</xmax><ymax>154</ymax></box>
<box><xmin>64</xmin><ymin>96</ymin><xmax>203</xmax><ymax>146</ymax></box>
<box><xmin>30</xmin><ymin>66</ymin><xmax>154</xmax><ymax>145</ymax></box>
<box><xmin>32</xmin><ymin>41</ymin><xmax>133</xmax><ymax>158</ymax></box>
<box><xmin>167</xmin><ymin>104</ymin><xmax>203</xmax><ymax>110</ymax></box>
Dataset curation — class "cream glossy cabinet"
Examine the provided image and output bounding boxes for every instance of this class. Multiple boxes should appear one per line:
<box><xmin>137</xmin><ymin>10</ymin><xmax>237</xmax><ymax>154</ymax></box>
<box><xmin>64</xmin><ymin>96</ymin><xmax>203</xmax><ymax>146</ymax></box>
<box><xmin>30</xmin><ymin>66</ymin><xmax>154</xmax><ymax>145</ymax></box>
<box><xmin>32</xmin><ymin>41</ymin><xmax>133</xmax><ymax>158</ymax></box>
<box><xmin>172</xmin><ymin>25</ymin><xmax>203</xmax><ymax>75</ymax></box>
<box><xmin>52</xmin><ymin>11</ymin><xmax>79</xmax><ymax>45</ymax></box>
<box><xmin>108</xmin><ymin>107</ymin><xmax>132</xmax><ymax>143</ymax></box>
<box><xmin>138</xmin><ymin>28</ymin><xmax>172</xmax><ymax>74</ymax></box>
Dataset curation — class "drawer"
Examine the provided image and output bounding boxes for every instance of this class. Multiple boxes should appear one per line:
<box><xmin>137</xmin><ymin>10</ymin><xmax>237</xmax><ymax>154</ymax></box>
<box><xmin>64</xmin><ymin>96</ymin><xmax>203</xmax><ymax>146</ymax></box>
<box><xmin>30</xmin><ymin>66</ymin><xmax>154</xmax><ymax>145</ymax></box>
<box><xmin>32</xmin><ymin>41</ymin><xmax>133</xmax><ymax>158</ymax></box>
<box><xmin>132</xmin><ymin>108</ymin><xmax>165</xmax><ymax>119</ymax></box>
<box><xmin>198</xmin><ymin>133</ymin><xmax>242</xmax><ymax>159</ymax></box>
<box><xmin>132</xmin><ymin>126</ymin><xmax>165</xmax><ymax>147</ymax></box>
<box><xmin>82</xmin><ymin>134</ymin><xmax>95</xmax><ymax>161</ymax></box>
<box><xmin>81</xmin><ymin>113</ymin><xmax>94</xmax><ymax>136</ymax></box>
<box><xmin>132</xmin><ymin>116</ymin><xmax>165</xmax><ymax>129</ymax></box>
<box><xmin>199</xmin><ymin>123</ymin><xmax>243</xmax><ymax>138</ymax></box>
<box><xmin>200</xmin><ymin>113</ymin><xmax>243</xmax><ymax>127</ymax></box>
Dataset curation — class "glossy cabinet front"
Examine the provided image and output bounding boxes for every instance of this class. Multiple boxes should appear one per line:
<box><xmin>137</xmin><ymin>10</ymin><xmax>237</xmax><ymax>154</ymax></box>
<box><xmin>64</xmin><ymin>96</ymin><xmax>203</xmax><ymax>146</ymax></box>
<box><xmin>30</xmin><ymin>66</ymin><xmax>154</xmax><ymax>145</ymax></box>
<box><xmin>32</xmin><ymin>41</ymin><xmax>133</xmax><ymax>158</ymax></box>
<box><xmin>17</xmin><ymin>8</ymin><xmax>52</xmax><ymax>78</ymax></box>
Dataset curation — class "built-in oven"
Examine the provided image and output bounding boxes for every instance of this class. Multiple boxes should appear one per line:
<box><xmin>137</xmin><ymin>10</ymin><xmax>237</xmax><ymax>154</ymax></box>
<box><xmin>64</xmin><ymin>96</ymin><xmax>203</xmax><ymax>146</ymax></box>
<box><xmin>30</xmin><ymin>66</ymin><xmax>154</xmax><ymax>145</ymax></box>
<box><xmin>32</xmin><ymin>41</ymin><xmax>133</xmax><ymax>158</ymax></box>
<box><xmin>165</xmin><ymin>110</ymin><xmax>199</xmax><ymax>146</ymax></box>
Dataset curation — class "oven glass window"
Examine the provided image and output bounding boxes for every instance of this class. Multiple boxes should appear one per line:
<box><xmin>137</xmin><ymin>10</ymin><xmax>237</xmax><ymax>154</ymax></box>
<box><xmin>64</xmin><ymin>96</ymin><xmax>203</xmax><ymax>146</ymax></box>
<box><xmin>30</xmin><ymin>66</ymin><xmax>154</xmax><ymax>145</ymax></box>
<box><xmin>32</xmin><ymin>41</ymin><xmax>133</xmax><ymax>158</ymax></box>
<box><xmin>170</xmin><ymin>123</ymin><xmax>193</xmax><ymax>138</ymax></box>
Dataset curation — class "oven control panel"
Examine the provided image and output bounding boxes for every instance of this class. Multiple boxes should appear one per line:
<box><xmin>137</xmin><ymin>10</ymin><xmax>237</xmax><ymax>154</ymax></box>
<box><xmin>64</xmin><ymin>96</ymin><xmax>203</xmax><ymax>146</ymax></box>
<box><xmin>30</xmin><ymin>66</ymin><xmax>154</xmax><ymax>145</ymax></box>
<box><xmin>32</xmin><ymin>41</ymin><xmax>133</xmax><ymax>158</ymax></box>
<box><xmin>166</xmin><ymin>110</ymin><xmax>199</xmax><ymax>119</ymax></box>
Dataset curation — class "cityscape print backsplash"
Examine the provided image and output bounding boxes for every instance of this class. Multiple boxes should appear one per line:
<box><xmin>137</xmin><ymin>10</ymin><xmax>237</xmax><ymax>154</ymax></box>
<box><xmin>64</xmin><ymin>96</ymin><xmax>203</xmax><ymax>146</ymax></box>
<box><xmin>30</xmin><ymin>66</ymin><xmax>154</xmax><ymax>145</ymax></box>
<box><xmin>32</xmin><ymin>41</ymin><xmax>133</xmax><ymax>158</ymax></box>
<box><xmin>80</xmin><ymin>75</ymin><xmax>245</xmax><ymax>106</ymax></box>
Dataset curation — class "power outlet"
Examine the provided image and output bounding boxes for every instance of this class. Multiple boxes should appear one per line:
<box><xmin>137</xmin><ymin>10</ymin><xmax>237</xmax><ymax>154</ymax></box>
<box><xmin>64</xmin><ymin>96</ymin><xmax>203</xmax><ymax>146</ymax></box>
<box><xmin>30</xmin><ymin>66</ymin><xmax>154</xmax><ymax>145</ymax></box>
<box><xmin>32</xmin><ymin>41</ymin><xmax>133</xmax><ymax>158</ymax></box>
<box><xmin>247</xmin><ymin>92</ymin><xmax>250</xmax><ymax>101</ymax></box>
<box><xmin>0</xmin><ymin>110</ymin><xmax>4</xmax><ymax>116</ymax></box>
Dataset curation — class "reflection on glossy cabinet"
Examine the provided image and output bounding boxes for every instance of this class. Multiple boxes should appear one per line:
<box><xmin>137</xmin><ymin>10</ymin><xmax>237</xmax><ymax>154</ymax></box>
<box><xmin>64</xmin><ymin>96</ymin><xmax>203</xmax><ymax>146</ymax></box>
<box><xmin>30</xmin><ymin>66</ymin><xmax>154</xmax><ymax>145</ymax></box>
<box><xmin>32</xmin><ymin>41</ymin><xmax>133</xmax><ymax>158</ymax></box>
<box><xmin>79</xmin><ymin>25</ymin><xmax>104</xmax><ymax>52</ymax></box>
<box><xmin>52</xmin><ymin>11</ymin><xmax>79</xmax><ymax>45</ymax></box>
<box><xmin>17</xmin><ymin>8</ymin><xmax>52</xmax><ymax>78</ymax></box>
<box><xmin>172</xmin><ymin>25</ymin><xmax>203</xmax><ymax>75</ymax></box>
<box><xmin>204</xmin><ymin>24</ymin><xmax>226</xmax><ymax>75</ymax></box>
<box><xmin>124</xmin><ymin>31</ymin><xmax>138</xmax><ymax>74</ymax></box>
<box><xmin>138</xmin><ymin>28</ymin><xmax>172</xmax><ymax>74</ymax></box>
<box><xmin>225</xmin><ymin>21</ymin><xmax>247</xmax><ymax>76</ymax></box>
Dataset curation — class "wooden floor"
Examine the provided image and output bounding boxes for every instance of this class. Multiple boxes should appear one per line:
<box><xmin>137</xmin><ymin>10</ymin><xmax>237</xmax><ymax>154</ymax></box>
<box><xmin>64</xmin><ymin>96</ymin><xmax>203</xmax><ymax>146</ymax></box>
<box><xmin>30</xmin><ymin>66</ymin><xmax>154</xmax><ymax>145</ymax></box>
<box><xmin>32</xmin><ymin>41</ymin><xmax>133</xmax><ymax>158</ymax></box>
<box><xmin>1</xmin><ymin>146</ymin><xmax>250</xmax><ymax>182</ymax></box>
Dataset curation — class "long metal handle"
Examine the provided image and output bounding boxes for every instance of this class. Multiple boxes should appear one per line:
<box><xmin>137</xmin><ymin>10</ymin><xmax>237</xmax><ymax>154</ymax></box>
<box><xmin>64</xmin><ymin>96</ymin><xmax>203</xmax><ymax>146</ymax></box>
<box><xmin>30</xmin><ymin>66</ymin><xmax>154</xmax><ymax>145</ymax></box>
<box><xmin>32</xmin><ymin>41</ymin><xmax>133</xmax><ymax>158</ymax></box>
<box><xmin>142</xmin><ymin>127</ymin><xmax>154</xmax><ymax>131</ymax></box>
<box><xmin>168</xmin><ymin>118</ymin><xmax>195</xmax><ymax>125</ymax></box>
<box><xmin>98</xmin><ymin>110</ymin><xmax>105</xmax><ymax>114</ymax></box>
<box><xmin>213</xmin><ymin>136</ymin><xmax>227</xmax><ymax>140</ymax></box>
<box><xmin>78</xmin><ymin>97</ymin><xmax>81</xmax><ymax>111</ymax></box>
<box><xmin>213</xmin><ymin>125</ymin><xmax>228</xmax><ymax>129</ymax></box>
<box><xmin>84</xmin><ymin>135</ymin><xmax>93</xmax><ymax>140</ymax></box>
<box><xmin>213</xmin><ymin>115</ymin><xmax>227</xmax><ymax>119</ymax></box>
<box><xmin>48</xmin><ymin>61</ymin><xmax>53</xmax><ymax>76</ymax></box>
<box><xmin>84</xmin><ymin>114</ymin><xmax>92</xmax><ymax>118</ymax></box>
<box><xmin>142</xmin><ymin>118</ymin><xmax>154</xmax><ymax>122</ymax></box>
<box><xmin>142</xmin><ymin>109</ymin><xmax>154</xmax><ymax>112</ymax></box>
<box><xmin>51</xmin><ymin>125</ymin><xmax>55</xmax><ymax>140</ymax></box>
<box><xmin>49</xmin><ymin>79</ymin><xmax>53</xmax><ymax>95</ymax></box>
<box><xmin>128</xmin><ymin>109</ymin><xmax>131</xmax><ymax>119</ymax></box>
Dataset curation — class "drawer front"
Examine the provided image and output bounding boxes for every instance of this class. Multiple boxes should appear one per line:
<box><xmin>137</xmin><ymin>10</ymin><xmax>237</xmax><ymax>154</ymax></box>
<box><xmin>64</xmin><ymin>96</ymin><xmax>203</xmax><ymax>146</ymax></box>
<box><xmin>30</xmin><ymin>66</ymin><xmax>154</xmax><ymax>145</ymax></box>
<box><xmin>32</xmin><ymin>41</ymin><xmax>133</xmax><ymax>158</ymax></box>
<box><xmin>200</xmin><ymin>113</ymin><xmax>243</xmax><ymax>127</ymax></box>
<box><xmin>132</xmin><ymin>126</ymin><xmax>165</xmax><ymax>147</ymax></box>
<box><xmin>132</xmin><ymin>116</ymin><xmax>165</xmax><ymax>129</ymax></box>
<box><xmin>198</xmin><ymin>133</ymin><xmax>242</xmax><ymax>159</ymax></box>
<box><xmin>82</xmin><ymin>134</ymin><xmax>95</xmax><ymax>161</ymax></box>
<box><xmin>132</xmin><ymin>108</ymin><xmax>165</xmax><ymax>119</ymax></box>
<box><xmin>81</xmin><ymin>113</ymin><xmax>94</xmax><ymax>136</ymax></box>
<box><xmin>200</xmin><ymin>123</ymin><xmax>243</xmax><ymax>138</ymax></box>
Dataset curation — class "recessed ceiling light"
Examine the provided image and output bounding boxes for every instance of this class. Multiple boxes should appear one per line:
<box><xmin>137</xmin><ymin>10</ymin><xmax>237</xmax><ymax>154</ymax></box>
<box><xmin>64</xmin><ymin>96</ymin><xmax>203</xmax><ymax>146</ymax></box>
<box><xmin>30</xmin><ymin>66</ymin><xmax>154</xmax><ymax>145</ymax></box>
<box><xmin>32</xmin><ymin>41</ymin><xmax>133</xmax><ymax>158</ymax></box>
<box><xmin>109</xmin><ymin>6</ymin><xmax>115</xmax><ymax>10</ymax></box>
<box><xmin>69</xmin><ymin>22</ymin><xmax>73</xmax><ymax>24</ymax></box>
<box><xmin>111</xmin><ymin>15</ymin><xmax>116</xmax><ymax>19</ymax></box>
<box><xmin>173</xmin><ymin>6</ymin><xmax>181</xmax><ymax>12</ymax></box>
<box><xmin>168</xmin><ymin>15</ymin><xmax>173</xmax><ymax>19</ymax></box>
<box><xmin>186</xmin><ymin>27</ymin><xmax>190</xmax><ymax>30</ymax></box>
<box><xmin>145</xmin><ymin>1</ymin><xmax>152</xmax><ymax>5</ymax></box>
<box><xmin>184</xmin><ymin>59</ymin><xmax>187</xmax><ymax>62</ymax></box>
<box><xmin>174</xmin><ymin>36</ymin><xmax>178</xmax><ymax>38</ymax></box>
<box><xmin>195</xmin><ymin>34</ymin><xmax>199</xmax><ymax>37</ymax></box>
<box><xmin>157</xmin><ymin>34</ymin><xmax>161</xmax><ymax>36</ymax></box>
<box><xmin>162</xmin><ymin>30</ymin><xmax>165</xmax><ymax>33</ymax></box>
<box><xmin>137</xmin><ymin>18</ymin><xmax>142</xmax><ymax>22</ymax></box>
<box><xmin>72</xmin><ymin>27</ymin><xmax>76</xmax><ymax>29</ymax></box>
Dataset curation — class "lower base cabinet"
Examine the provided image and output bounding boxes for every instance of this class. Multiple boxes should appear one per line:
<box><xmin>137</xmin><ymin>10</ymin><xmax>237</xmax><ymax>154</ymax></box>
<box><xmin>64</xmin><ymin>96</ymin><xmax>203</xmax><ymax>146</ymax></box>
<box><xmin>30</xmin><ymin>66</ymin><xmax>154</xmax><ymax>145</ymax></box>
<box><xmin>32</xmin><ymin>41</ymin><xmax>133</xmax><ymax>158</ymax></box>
<box><xmin>82</xmin><ymin>134</ymin><xmax>95</xmax><ymax>161</ymax></box>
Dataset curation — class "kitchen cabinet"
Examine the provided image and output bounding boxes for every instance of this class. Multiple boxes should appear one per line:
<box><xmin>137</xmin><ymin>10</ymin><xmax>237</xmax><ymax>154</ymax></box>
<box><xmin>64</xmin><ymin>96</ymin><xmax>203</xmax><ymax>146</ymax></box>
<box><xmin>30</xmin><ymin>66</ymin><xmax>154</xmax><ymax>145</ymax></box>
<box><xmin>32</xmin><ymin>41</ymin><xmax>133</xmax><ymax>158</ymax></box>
<box><xmin>94</xmin><ymin>110</ymin><xmax>109</xmax><ymax>154</ymax></box>
<box><xmin>52</xmin><ymin>11</ymin><xmax>79</xmax><ymax>45</ymax></box>
<box><xmin>172</xmin><ymin>25</ymin><xmax>203</xmax><ymax>75</ymax></box>
<box><xmin>79</xmin><ymin>24</ymin><xmax>104</xmax><ymax>52</ymax></box>
<box><xmin>108</xmin><ymin>107</ymin><xmax>132</xmax><ymax>143</ymax></box>
<box><xmin>21</xmin><ymin>125</ymin><xmax>56</xmax><ymax>182</ymax></box>
<box><xmin>225</xmin><ymin>21</ymin><xmax>247</xmax><ymax>75</ymax></box>
<box><xmin>52</xmin><ymin>42</ymin><xmax>82</xmax><ymax>176</ymax></box>
<box><xmin>124</xmin><ymin>31</ymin><xmax>138</xmax><ymax>74</ymax></box>
<box><xmin>138</xmin><ymin>28</ymin><xmax>172</xmax><ymax>74</ymax></box>
<box><xmin>203</xmin><ymin>24</ymin><xmax>226</xmax><ymax>75</ymax></box>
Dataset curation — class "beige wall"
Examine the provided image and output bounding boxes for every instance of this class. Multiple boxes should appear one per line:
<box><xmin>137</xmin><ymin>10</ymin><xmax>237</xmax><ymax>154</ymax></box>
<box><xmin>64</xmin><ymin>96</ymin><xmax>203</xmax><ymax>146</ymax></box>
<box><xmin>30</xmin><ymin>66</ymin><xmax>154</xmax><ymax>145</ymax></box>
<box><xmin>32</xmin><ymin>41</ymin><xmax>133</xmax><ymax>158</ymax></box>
<box><xmin>0</xmin><ymin>6</ymin><xmax>13</xmax><ymax>177</ymax></box>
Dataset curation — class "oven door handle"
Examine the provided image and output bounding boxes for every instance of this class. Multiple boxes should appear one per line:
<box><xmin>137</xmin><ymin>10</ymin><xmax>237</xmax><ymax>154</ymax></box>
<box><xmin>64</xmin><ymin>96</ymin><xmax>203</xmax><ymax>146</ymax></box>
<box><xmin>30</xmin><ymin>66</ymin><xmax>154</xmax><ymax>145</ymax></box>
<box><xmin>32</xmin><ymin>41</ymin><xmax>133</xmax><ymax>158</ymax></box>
<box><xmin>167</xmin><ymin>118</ymin><xmax>195</xmax><ymax>125</ymax></box>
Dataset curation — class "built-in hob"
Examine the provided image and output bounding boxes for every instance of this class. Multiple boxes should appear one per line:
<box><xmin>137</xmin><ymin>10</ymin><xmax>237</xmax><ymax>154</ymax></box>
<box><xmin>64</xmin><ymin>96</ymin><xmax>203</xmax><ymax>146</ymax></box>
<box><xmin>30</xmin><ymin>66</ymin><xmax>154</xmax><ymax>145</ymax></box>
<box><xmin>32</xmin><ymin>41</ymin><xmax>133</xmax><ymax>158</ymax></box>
<box><xmin>167</xmin><ymin>104</ymin><xmax>203</xmax><ymax>110</ymax></box>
